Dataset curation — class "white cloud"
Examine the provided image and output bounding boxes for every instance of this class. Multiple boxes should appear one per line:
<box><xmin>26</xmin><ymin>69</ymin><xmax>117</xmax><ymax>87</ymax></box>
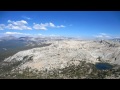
<box><xmin>8</xmin><ymin>20</ymin><xmax>28</xmax><ymax>25</ymax></box>
<box><xmin>22</xmin><ymin>16</ymin><xmax>31</xmax><ymax>20</ymax></box>
<box><xmin>49</xmin><ymin>22</ymin><xmax>55</xmax><ymax>27</ymax></box>
<box><xmin>4</xmin><ymin>32</ymin><xmax>31</xmax><ymax>36</ymax></box>
<box><xmin>5</xmin><ymin>32</ymin><xmax>23</xmax><ymax>35</ymax></box>
<box><xmin>0</xmin><ymin>24</ymin><xmax>5</xmax><ymax>30</ymax></box>
<box><xmin>0</xmin><ymin>21</ymin><xmax>65</xmax><ymax>31</ymax></box>
<box><xmin>38</xmin><ymin>34</ymin><xmax>42</xmax><ymax>35</ymax></box>
<box><xmin>95</xmin><ymin>33</ymin><xmax>111</xmax><ymax>39</ymax></box>
<box><xmin>33</xmin><ymin>22</ymin><xmax>65</xmax><ymax>30</ymax></box>
<box><xmin>6</xmin><ymin>20</ymin><xmax>32</xmax><ymax>30</ymax></box>
<box><xmin>49</xmin><ymin>34</ymin><xmax>59</xmax><ymax>36</ymax></box>
<box><xmin>56</xmin><ymin>25</ymin><xmax>65</xmax><ymax>28</ymax></box>
<box><xmin>33</xmin><ymin>23</ymin><xmax>47</xmax><ymax>30</ymax></box>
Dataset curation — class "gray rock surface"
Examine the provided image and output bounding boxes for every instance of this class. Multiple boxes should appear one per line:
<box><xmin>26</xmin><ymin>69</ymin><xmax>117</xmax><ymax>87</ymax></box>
<box><xmin>4</xmin><ymin>39</ymin><xmax>120</xmax><ymax>71</ymax></box>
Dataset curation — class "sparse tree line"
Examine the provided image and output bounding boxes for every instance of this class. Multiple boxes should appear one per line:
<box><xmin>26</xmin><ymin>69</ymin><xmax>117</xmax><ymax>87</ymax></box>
<box><xmin>0</xmin><ymin>60</ymin><xmax>120</xmax><ymax>79</ymax></box>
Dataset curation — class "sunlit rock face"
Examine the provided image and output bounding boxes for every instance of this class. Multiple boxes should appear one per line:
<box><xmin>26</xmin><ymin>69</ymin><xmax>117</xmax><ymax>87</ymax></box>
<box><xmin>4</xmin><ymin>39</ymin><xmax>120</xmax><ymax>71</ymax></box>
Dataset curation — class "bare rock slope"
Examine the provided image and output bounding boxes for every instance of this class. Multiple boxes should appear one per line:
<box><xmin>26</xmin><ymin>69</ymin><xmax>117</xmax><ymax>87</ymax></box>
<box><xmin>4</xmin><ymin>39</ymin><xmax>120</xmax><ymax>71</ymax></box>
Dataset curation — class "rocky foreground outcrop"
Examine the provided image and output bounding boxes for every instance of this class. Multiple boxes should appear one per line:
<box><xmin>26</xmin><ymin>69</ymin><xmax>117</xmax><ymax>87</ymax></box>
<box><xmin>3</xmin><ymin>39</ymin><xmax>120</xmax><ymax>71</ymax></box>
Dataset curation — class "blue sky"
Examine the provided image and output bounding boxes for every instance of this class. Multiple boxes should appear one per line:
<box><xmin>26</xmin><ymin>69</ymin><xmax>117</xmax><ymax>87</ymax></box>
<box><xmin>0</xmin><ymin>11</ymin><xmax>120</xmax><ymax>39</ymax></box>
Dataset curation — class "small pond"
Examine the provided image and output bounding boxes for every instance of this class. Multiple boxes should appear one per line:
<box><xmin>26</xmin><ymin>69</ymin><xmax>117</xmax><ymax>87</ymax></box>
<box><xmin>95</xmin><ymin>63</ymin><xmax>113</xmax><ymax>70</ymax></box>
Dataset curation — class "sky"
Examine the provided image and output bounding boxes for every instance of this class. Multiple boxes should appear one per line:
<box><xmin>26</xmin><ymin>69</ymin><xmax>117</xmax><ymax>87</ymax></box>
<box><xmin>0</xmin><ymin>11</ymin><xmax>120</xmax><ymax>39</ymax></box>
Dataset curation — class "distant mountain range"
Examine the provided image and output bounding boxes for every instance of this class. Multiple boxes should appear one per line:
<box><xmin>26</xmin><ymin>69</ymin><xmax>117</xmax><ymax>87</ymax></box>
<box><xmin>110</xmin><ymin>38</ymin><xmax>120</xmax><ymax>42</ymax></box>
<box><xmin>0</xmin><ymin>35</ymin><xmax>17</xmax><ymax>41</ymax></box>
<box><xmin>0</xmin><ymin>35</ymin><xmax>81</xmax><ymax>42</ymax></box>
